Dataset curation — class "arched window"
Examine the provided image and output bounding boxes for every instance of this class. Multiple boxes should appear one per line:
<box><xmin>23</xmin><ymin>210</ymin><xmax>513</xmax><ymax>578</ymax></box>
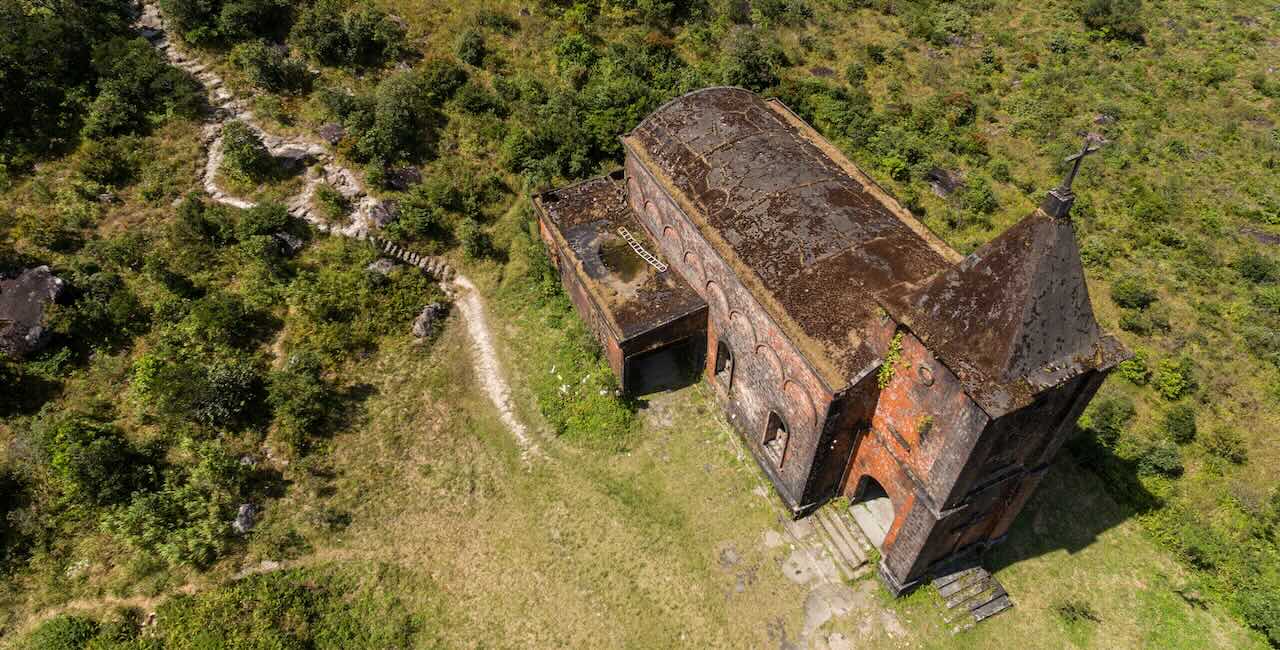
<box><xmin>714</xmin><ymin>339</ymin><xmax>734</xmax><ymax>389</ymax></box>
<box><xmin>763</xmin><ymin>411</ymin><xmax>788</xmax><ymax>465</ymax></box>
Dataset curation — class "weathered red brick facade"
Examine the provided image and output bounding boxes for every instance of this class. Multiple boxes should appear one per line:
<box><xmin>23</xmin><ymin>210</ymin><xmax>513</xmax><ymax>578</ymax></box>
<box><xmin>534</xmin><ymin>87</ymin><xmax>1127</xmax><ymax>594</ymax></box>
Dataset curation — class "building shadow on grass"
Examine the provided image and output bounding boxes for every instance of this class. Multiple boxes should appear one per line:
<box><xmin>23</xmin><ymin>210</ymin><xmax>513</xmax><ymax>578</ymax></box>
<box><xmin>986</xmin><ymin>432</ymin><xmax>1160</xmax><ymax>573</ymax></box>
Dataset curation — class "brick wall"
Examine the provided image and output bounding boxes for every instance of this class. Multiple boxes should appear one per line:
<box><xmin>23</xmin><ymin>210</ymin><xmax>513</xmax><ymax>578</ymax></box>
<box><xmin>624</xmin><ymin>153</ymin><xmax>838</xmax><ymax>509</ymax></box>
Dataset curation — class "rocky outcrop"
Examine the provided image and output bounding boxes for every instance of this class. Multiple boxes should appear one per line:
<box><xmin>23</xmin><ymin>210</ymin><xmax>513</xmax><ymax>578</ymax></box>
<box><xmin>0</xmin><ymin>266</ymin><xmax>66</xmax><ymax>359</ymax></box>
<box><xmin>412</xmin><ymin>302</ymin><xmax>447</xmax><ymax>338</ymax></box>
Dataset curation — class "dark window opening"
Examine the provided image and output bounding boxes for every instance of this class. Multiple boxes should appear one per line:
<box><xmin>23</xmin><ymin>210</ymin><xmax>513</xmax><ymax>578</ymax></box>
<box><xmin>763</xmin><ymin>411</ymin><xmax>788</xmax><ymax>466</ymax></box>
<box><xmin>714</xmin><ymin>339</ymin><xmax>734</xmax><ymax>389</ymax></box>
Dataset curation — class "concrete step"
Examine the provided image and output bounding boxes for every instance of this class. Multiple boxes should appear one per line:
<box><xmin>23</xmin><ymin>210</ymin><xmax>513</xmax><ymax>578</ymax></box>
<box><xmin>832</xmin><ymin>506</ymin><xmax>875</xmax><ymax>556</ymax></box>
<box><xmin>816</xmin><ymin>507</ymin><xmax>867</xmax><ymax>567</ymax></box>
<box><xmin>932</xmin><ymin>564</ymin><xmax>1014</xmax><ymax>633</ymax></box>
<box><xmin>810</xmin><ymin>508</ymin><xmax>868</xmax><ymax>582</ymax></box>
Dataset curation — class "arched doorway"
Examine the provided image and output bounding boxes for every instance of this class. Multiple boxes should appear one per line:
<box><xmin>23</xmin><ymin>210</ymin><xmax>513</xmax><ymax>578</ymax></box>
<box><xmin>850</xmin><ymin>476</ymin><xmax>894</xmax><ymax>551</ymax></box>
<box><xmin>714</xmin><ymin>339</ymin><xmax>734</xmax><ymax>389</ymax></box>
<box><xmin>763</xmin><ymin>411</ymin><xmax>788</xmax><ymax>465</ymax></box>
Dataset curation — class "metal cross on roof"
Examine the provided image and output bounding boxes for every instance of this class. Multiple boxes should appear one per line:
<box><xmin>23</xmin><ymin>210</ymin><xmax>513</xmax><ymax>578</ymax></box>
<box><xmin>1058</xmin><ymin>139</ymin><xmax>1101</xmax><ymax>194</ymax></box>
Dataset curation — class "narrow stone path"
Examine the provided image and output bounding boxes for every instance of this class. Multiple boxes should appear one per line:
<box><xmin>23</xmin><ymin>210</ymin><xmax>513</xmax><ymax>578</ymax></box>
<box><xmin>135</xmin><ymin>4</ymin><xmax>538</xmax><ymax>458</ymax></box>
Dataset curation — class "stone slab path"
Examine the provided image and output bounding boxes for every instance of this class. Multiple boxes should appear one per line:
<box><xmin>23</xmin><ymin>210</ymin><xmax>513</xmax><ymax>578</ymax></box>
<box><xmin>135</xmin><ymin>3</ymin><xmax>538</xmax><ymax>459</ymax></box>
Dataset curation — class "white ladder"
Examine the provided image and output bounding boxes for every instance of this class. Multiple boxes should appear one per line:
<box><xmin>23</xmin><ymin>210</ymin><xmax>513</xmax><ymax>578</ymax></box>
<box><xmin>617</xmin><ymin>226</ymin><xmax>667</xmax><ymax>272</ymax></box>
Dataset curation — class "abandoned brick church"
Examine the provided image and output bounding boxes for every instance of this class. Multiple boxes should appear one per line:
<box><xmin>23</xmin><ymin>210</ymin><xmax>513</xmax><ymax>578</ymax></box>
<box><xmin>533</xmin><ymin>87</ymin><xmax>1127</xmax><ymax>594</ymax></box>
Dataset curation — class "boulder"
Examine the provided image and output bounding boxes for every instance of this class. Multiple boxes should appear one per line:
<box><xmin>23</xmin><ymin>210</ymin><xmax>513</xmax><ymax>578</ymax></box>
<box><xmin>0</xmin><ymin>266</ymin><xmax>65</xmax><ymax>359</ymax></box>
<box><xmin>412</xmin><ymin>302</ymin><xmax>448</xmax><ymax>338</ymax></box>
<box><xmin>926</xmin><ymin>167</ymin><xmax>966</xmax><ymax>197</ymax></box>
<box><xmin>366</xmin><ymin>258</ymin><xmax>397</xmax><ymax>276</ymax></box>
<box><xmin>367</xmin><ymin>200</ymin><xmax>400</xmax><ymax>228</ymax></box>
<box><xmin>385</xmin><ymin>166</ymin><xmax>422</xmax><ymax>191</ymax></box>
<box><xmin>274</xmin><ymin>232</ymin><xmax>305</xmax><ymax>256</ymax></box>
<box><xmin>317</xmin><ymin>122</ymin><xmax>345</xmax><ymax>146</ymax></box>
<box><xmin>232</xmin><ymin>503</ymin><xmax>257</xmax><ymax>534</ymax></box>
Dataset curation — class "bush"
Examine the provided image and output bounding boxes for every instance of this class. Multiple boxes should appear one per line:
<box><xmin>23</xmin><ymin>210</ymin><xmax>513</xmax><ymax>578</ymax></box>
<box><xmin>1111</xmin><ymin>274</ymin><xmax>1158</xmax><ymax>309</ymax></box>
<box><xmin>1136</xmin><ymin>438</ymin><xmax>1183</xmax><ymax>477</ymax></box>
<box><xmin>160</xmin><ymin>0</ymin><xmax>290</xmax><ymax>44</ymax></box>
<box><xmin>237</xmin><ymin>201</ymin><xmax>290</xmax><ymax>239</ymax></box>
<box><xmin>18</xmin><ymin>615</ymin><xmax>99</xmax><ymax>650</ymax></box>
<box><xmin>1078</xmin><ymin>0</ymin><xmax>1145</xmax><ymax>42</ymax></box>
<box><xmin>419</xmin><ymin>59</ymin><xmax>469</xmax><ymax>104</ymax></box>
<box><xmin>1255</xmin><ymin>286</ymin><xmax>1280</xmax><ymax>315</ymax></box>
<box><xmin>34</xmin><ymin>413</ymin><xmax>155</xmax><ymax>507</ymax></box>
<box><xmin>1153</xmin><ymin>356</ymin><xmax>1195</xmax><ymax>401</ymax></box>
<box><xmin>0</xmin><ymin>0</ymin><xmax>132</xmax><ymax>163</ymax></box>
<box><xmin>292</xmin><ymin>0</ymin><xmax>406</xmax><ymax>68</ymax></box>
<box><xmin>76</xmin><ymin>137</ymin><xmax>141</xmax><ymax>188</ymax></box>
<box><xmin>82</xmin><ymin>37</ymin><xmax>203</xmax><ymax>140</ymax></box>
<box><xmin>229</xmin><ymin>41</ymin><xmax>312</xmax><ymax>94</ymax></box>
<box><xmin>1163</xmin><ymin>403</ymin><xmax>1197</xmax><ymax>444</ymax></box>
<box><xmin>1116</xmin><ymin>348</ymin><xmax>1150</xmax><ymax>384</ymax></box>
<box><xmin>105</xmin><ymin>438</ymin><xmax>246</xmax><ymax>567</ymax></box>
<box><xmin>267</xmin><ymin>352</ymin><xmax>335</xmax><ymax>452</ymax></box>
<box><xmin>314</xmin><ymin>184</ymin><xmax>351</xmax><ymax>223</ymax></box>
<box><xmin>347</xmin><ymin>69</ymin><xmax>445</xmax><ymax>164</ymax></box>
<box><xmin>1084</xmin><ymin>395</ymin><xmax>1134</xmax><ymax>446</ymax></box>
<box><xmin>961</xmin><ymin>177</ymin><xmax>999</xmax><ymax>214</ymax></box>
<box><xmin>1237</xmin><ymin>251</ymin><xmax>1279</xmax><ymax>284</ymax></box>
<box><xmin>456</xmin><ymin>28</ymin><xmax>487</xmax><ymax>67</ymax></box>
<box><xmin>720</xmin><ymin>29</ymin><xmax>781</xmax><ymax>92</ymax></box>
<box><xmin>1052</xmin><ymin>597</ymin><xmax>1101</xmax><ymax>624</ymax></box>
<box><xmin>1202</xmin><ymin>427</ymin><xmax>1248</xmax><ymax>464</ymax></box>
<box><xmin>220</xmin><ymin>120</ymin><xmax>272</xmax><ymax>184</ymax></box>
<box><xmin>457</xmin><ymin>218</ymin><xmax>488</xmax><ymax>259</ymax></box>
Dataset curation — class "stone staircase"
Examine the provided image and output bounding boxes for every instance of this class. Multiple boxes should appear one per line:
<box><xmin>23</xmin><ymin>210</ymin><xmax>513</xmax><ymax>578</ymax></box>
<box><xmin>933</xmin><ymin>563</ymin><xmax>1014</xmax><ymax>634</ymax></box>
<box><xmin>810</xmin><ymin>504</ymin><xmax>874</xmax><ymax>582</ymax></box>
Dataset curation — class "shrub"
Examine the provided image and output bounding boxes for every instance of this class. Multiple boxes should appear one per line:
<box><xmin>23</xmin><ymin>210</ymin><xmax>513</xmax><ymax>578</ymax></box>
<box><xmin>1052</xmin><ymin>597</ymin><xmax>1101</xmax><ymax>624</ymax></box>
<box><xmin>456</xmin><ymin>28</ymin><xmax>487</xmax><ymax>67</ymax></box>
<box><xmin>457</xmin><ymin>218</ymin><xmax>488</xmax><ymax>259</ymax></box>
<box><xmin>314</xmin><ymin>184</ymin><xmax>351</xmax><ymax>223</ymax></box>
<box><xmin>1116</xmin><ymin>348</ymin><xmax>1150</xmax><ymax>384</ymax></box>
<box><xmin>419</xmin><ymin>59</ymin><xmax>469</xmax><ymax>104</ymax></box>
<box><xmin>229</xmin><ymin>41</ymin><xmax>312</xmax><ymax>94</ymax></box>
<box><xmin>1078</xmin><ymin>0</ymin><xmax>1145</xmax><ymax>42</ymax></box>
<box><xmin>1202</xmin><ymin>427</ymin><xmax>1248</xmax><ymax>464</ymax></box>
<box><xmin>220</xmin><ymin>120</ymin><xmax>272</xmax><ymax>184</ymax></box>
<box><xmin>35</xmin><ymin>413</ymin><xmax>154</xmax><ymax>507</ymax></box>
<box><xmin>50</xmin><ymin>270</ymin><xmax>149</xmax><ymax>350</ymax></box>
<box><xmin>267</xmin><ymin>352</ymin><xmax>335</xmax><ymax>452</ymax></box>
<box><xmin>106</xmin><ymin>438</ymin><xmax>246</xmax><ymax>567</ymax></box>
<box><xmin>292</xmin><ymin>0</ymin><xmax>406</xmax><ymax>68</ymax></box>
<box><xmin>237</xmin><ymin>201</ymin><xmax>290</xmax><ymax>239</ymax></box>
<box><xmin>721</xmin><ymin>29</ymin><xmax>781</xmax><ymax>92</ymax></box>
<box><xmin>1136</xmin><ymin>438</ymin><xmax>1183</xmax><ymax>477</ymax></box>
<box><xmin>18</xmin><ymin>615</ymin><xmax>99</xmax><ymax>650</ymax></box>
<box><xmin>1163</xmin><ymin>403</ymin><xmax>1197</xmax><ymax>444</ymax></box>
<box><xmin>160</xmin><ymin>0</ymin><xmax>290</xmax><ymax>44</ymax></box>
<box><xmin>844</xmin><ymin>62</ymin><xmax>867</xmax><ymax>87</ymax></box>
<box><xmin>1084</xmin><ymin>395</ymin><xmax>1134</xmax><ymax>446</ymax></box>
<box><xmin>1256</xmin><ymin>286</ymin><xmax>1280</xmax><ymax>315</ymax></box>
<box><xmin>1153</xmin><ymin>357</ymin><xmax>1195</xmax><ymax>401</ymax></box>
<box><xmin>453</xmin><ymin>81</ymin><xmax>504</xmax><ymax>116</ymax></box>
<box><xmin>1111</xmin><ymin>274</ymin><xmax>1158</xmax><ymax>309</ymax></box>
<box><xmin>76</xmin><ymin>137</ymin><xmax>141</xmax><ymax>188</ymax></box>
<box><xmin>348</xmin><ymin>70</ymin><xmax>444</xmax><ymax>164</ymax></box>
<box><xmin>1237</xmin><ymin>251</ymin><xmax>1279</xmax><ymax>284</ymax></box>
<box><xmin>961</xmin><ymin>177</ymin><xmax>999</xmax><ymax>214</ymax></box>
<box><xmin>82</xmin><ymin>37</ymin><xmax>203</xmax><ymax>139</ymax></box>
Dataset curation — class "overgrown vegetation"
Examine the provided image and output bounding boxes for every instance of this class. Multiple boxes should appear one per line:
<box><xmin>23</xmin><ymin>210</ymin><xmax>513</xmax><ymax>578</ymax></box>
<box><xmin>3</xmin><ymin>0</ymin><xmax>1280</xmax><ymax>644</ymax></box>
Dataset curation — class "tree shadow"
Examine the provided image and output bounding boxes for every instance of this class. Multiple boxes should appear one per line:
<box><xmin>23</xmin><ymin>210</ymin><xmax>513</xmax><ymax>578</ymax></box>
<box><xmin>986</xmin><ymin>432</ymin><xmax>1160</xmax><ymax>573</ymax></box>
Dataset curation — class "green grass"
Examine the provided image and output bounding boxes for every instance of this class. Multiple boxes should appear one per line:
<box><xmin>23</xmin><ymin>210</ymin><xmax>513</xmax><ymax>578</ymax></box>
<box><xmin>4</xmin><ymin>0</ymin><xmax>1280</xmax><ymax>645</ymax></box>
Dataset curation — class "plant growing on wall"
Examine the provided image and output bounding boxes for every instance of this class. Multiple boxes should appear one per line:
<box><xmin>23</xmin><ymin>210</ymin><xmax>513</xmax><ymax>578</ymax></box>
<box><xmin>878</xmin><ymin>331</ymin><xmax>906</xmax><ymax>389</ymax></box>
